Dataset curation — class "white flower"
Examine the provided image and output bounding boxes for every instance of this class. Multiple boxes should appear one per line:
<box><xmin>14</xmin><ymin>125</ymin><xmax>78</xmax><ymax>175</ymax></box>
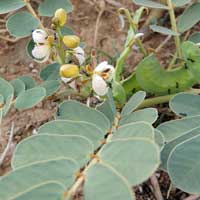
<box><xmin>74</xmin><ymin>47</ymin><xmax>85</xmax><ymax>65</ymax></box>
<box><xmin>32</xmin><ymin>29</ymin><xmax>48</xmax><ymax>44</ymax></box>
<box><xmin>92</xmin><ymin>61</ymin><xmax>115</xmax><ymax>96</ymax></box>
<box><xmin>31</xmin><ymin>29</ymin><xmax>51</xmax><ymax>63</ymax></box>
<box><xmin>32</xmin><ymin>45</ymin><xmax>50</xmax><ymax>62</ymax></box>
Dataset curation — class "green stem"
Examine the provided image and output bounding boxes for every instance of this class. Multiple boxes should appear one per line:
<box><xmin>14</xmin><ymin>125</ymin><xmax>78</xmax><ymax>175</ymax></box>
<box><xmin>138</xmin><ymin>88</ymin><xmax>200</xmax><ymax>109</ymax></box>
<box><xmin>167</xmin><ymin>0</ymin><xmax>182</xmax><ymax>58</ymax></box>
<box><xmin>56</xmin><ymin>27</ymin><xmax>65</xmax><ymax>64</ymax></box>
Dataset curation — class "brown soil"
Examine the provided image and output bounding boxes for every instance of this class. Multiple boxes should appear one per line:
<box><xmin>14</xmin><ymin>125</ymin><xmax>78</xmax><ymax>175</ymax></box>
<box><xmin>0</xmin><ymin>0</ymin><xmax>199</xmax><ymax>199</ymax></box>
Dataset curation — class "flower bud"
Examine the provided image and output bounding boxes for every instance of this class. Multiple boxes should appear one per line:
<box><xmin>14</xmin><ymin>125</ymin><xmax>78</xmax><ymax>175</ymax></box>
<box><xmin>54</xmin><ymin>8</ymin><xmax>67</xmax><ymax>26</ymax></box>
<box><xmin>60</xmin><ymin>64</ymin><xmax>79</xmax><ymax>78</ymax></box>
<box><xmin>63</xmin><ymin>35</ymin><xmax>80</xmax><ymax>49</ymax></box>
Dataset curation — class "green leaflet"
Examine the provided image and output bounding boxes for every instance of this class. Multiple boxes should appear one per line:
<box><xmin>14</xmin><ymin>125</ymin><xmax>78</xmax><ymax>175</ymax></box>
<box><xmin>0</xmin><ymin>158</ymin><xmax>78</xmax><ymax>200</ymax></box>
<box><xmin>135</xmin><ymin>41</ymin><xmax>200</xmax><ymax>95</ymax></box>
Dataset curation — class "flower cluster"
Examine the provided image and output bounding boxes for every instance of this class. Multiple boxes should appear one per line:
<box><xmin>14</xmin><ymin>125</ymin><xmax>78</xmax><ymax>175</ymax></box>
<box><xmin>31</xmin><ymin>8</ymin><xmax>115</xmax><ymax>97</ymax></box>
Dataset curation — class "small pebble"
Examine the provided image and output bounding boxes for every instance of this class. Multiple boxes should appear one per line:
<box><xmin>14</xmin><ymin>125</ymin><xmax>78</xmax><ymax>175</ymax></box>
<box><xmin>0</xmin><ymin>67</ymin><xmax>6</xmax><ymax>74</ymax></box>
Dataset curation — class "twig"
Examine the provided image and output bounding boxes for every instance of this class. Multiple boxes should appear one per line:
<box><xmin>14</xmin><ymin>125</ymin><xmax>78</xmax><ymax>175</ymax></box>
<box><xmin>0</xmin><ymin>122</ymin><xmax>14</xmax><ymax>166</ymax></box>
<box><xmin>105</xmin><ymin>0</ymin><xmax>123</xmax><ymax>7</ymax></box>
<box><xmin>183</xmin><ymin>195</ymin><xmax>200</xmax><ymax>200</ymax></box>
<box><xmin>0</xmin><ymin>29</ymin><xmax>7</xmax><ymax>34</ymax></box>
<box><xmin>150</xmin><ymin>174</ymin><xmax>164</xmax><ymax>200</ymax></box>
<box><xmin>93</xmin><ymin>1</ymin><xmax>105</xmax><ymax>49</ymax></box>
<box><xmin>155</xmin><ymin>35</ymin><xmax>172</xmax><ymax>53</ymax></box>
<box><xmin>0</xmin><ymin>35</ymin><xmax>20</xmax><ymax>43</ymax></box>
<box><xmin>0</xmin><ymin>19</ymin><xmax>6</xmax><ymax>23</ymax></box>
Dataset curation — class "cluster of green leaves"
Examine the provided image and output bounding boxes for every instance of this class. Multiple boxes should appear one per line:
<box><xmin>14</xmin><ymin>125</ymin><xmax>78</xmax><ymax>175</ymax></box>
<box><xmin>0</xmin><ymin>75</ymin><xmax>60</xmax><ymax>117</ymax></box>
<box><xmin>157</xmin><ymin>92</ymin><xmax>200</xmax><ymax>194</ymax></box>
<box><xmin>1</xmin><ymin>0</ymin><xmax>73</xmax><ymax>38</ymax></box>
<box><xmin>0</xmin><ymin>91</ymin><xmax>162</xmax><ymax>200</ymax></box>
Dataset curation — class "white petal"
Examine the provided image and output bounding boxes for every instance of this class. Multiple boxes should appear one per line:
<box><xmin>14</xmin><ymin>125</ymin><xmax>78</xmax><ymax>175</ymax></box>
<box><xmin>74</xmin><ymin>47</ymin><xmax>85</xmax><ymax>65</ymax></box>
<box><xmin>92</xmin><ymin>74</ymin><xmax>108</xmax><ymax>96</ymax></box>
<box><xmin>32</xmin><ymin>45</ymin><xmax>50</xmax><ymax>63</ymax></box>
<box><xmin>61</xmin><ymin>77</ymin><xmax>72</xmax><ymax>83</ymax></box>
<box><xmin>32</xmin><ymin>29</ymin><xmax>48</xmax><ymax>44</ymax></box>
<box><xmin>95</xmin><ymin>61</ymin><xmax>109</xmax><ymax>72</ymax></box>
<box><xmin>95</xmin><ymin>61</ymin><xmax>115</xmax><ymax>81</ymax></box>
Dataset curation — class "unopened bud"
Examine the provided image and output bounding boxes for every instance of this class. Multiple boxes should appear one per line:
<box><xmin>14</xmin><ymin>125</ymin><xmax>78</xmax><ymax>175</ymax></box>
<box><xmin>63</xmin><ymin>35</ymin><xmax>80</xmax><ymax>49</ymax></box>
<box><xmin>60</xmin><ymin>64</ymin><xmax>79</xmax><ymax>78</ymax></box>
<box><xmin>54</xmin><ymin>8</ymin><xmax>67</xmax><ymax>26</ymax></box>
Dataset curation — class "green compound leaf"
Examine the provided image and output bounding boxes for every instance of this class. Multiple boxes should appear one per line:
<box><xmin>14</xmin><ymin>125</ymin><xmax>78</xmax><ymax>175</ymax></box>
<box><xmin>161</xmin><ymin>126</ymin><xmax>200</xmax><ymax>171</ymax></box>
<box><xmin>0</xmin><ymin>0</ymin><xmax>25</xmax><ymax>14</ymax></box>
<box><xmin>169</xmin><ymin>93</ymin><xmax>200</xmax><ymax>117</ymax></box>
<box><xmin>41</xmin><ymin>80</ymin><xmax>61</xmax><ymax>97</ymax></box>
<box><xmin>10</xmin><ymin>79</ymin><xmax>25</xmax><ymax>97</ymax></box>
<box><xmin>38</xmin><ymin>0</ymin><xmax>73</xmax><ymax>16</ymax></box>
<box><xmin>14</xmin><ymin>182</ymin><xmax>65</xmax><ymax>200</ymax></box>
<box><xmin>133</xmin><ymin>0</ymin><xmax>169</xmax><ymax>9</ymax></box>
<box><xmin>84</xmin><ymin>163</ymin><xmax>135</xmax><ymax>200</ymax></box>
<box><xmin>189</xmin><ymin>32</ymin><xmax>200</xmax><ymax>44</ymax></box>
<box><xmin>18</xmin><ymin>75</ymin><xmax>36</xmax><ymax>89</ymax></box>
<box><xmin>100</xmin><ymin>138</ymin><xmax>160</xmax><ymax>185</ymax></box>
<box><xmin>0</xmin><ymin>77</ymin><xmax>14</xmax><ymax>116</ymax></box>
<box><xmin>150</xmin><ymin>25</ymin><xmax>179</xmax><ymax>36</ymax></box>
<box><xmin>14</xmin><ymin>87</ymin><xmax>46</xmax><ymax>110</ymax></box>
<box><xmin>121</xmin><ymin>91</ymin><xmax>146</xmax><ymax>116</ymax></box>
<box><xmin>168</xmin><ymin>134</ymin><xmax>200</xmax><ymax>194</ymax></box>
<box><xmin>6</xmin><ymin>11</ymin><xmax>39</xmax><ymax>38</ymax></box>
<box><xmin>157</xmin><ymin>115</ymin><xmax>200</xmax><ymax>142</ymax></box>
<box><xmin>12</xmin><ymin>134</ymin><xmax>94</xmax><ymax>169</ymax></box>
<box><xmin>154</xmin><ymin>129</ymin><xmax>165</xmax><ymax>150</ymax></box>
<box><xmin>57</xmin><ymin>100</ymin><xmax>111</xmax><ymax>133</ymax></box>
<box><xmin>38</xmin><ymin>120</ymin><xmax>104</xmax><ymax>148</ymax></box>
<box><xmin>40</xmin><ymin>63</ymin><xmax>61</xmax><ymax>81</ymax></box>
<box><xmin>178</xmin><ymin>3</ymin><xmax>200</xmax><ymax>33</ymax></box>
<box><xmin>0</xmin><ymin>158</ymin><xmax>78</xmax><ymax>200</ymax></box>
<box><xmin>112</xmin><ymin>122</ymin><xmax>154</xmax><ymax>140</ymax></box>
<box><xmin>119</xmin><ymin>108</ymin><xmax>158</xmax><ymax>126</ymax></box>
<box><xmin>96</xmin><ymin>89</ymin><xmax>116</xmax><ymax>123</ymax></box>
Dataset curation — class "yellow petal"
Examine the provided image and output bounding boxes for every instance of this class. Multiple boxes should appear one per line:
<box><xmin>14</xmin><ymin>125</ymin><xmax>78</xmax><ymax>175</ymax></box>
<box><xmin>60</xmin><ymin>64</ymin><xmax>79</xmax><ymax>78</ymax></box>
<box><xmin>63</xmin><ymin>35</ymin><xmax>80</xmax><ymax>49</ymax></box>
<box><xmin>54</xmin><ymin>8</ymin><xmax>67</xmax><ymax>26</ymax></box>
